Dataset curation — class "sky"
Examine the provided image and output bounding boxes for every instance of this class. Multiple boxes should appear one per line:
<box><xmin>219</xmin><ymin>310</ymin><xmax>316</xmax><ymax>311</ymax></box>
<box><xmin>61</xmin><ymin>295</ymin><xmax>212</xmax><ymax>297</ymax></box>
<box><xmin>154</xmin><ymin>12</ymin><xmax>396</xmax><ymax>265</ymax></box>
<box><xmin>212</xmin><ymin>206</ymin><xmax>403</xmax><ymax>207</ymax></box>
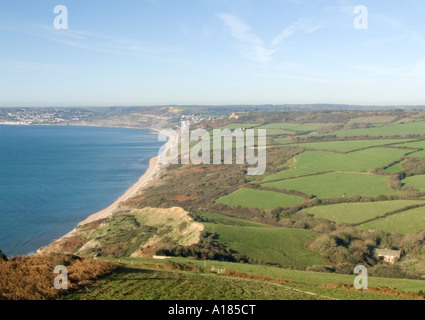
<box><xmin>1</xmin><ymin>0</ymin><xmax>425</xmax><ymax>107</ymax></box>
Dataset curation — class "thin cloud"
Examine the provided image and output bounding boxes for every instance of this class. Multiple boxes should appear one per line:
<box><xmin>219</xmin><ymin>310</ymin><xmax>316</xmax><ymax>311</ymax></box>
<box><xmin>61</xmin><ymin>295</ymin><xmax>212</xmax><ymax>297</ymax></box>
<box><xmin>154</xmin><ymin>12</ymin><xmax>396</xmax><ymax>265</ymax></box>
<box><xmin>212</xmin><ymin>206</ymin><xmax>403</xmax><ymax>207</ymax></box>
<box><xmin>218</xmin><ymin>13</ymin><xmax>320</xmax><ymax>62</ymax></box>
<box><xmin>34</xmin><ymin>25</ymin><xmax>180</xmax><ymax>57</ymax></box>
<box><xmin>272</xmin><ymin>19</ymin><xmax>321</xmax><ymax>47</ymax></box>
<box><xmin>217</xmin><ymin>13</ymin><xmax>263</xmax><ymax>46</ymax></box>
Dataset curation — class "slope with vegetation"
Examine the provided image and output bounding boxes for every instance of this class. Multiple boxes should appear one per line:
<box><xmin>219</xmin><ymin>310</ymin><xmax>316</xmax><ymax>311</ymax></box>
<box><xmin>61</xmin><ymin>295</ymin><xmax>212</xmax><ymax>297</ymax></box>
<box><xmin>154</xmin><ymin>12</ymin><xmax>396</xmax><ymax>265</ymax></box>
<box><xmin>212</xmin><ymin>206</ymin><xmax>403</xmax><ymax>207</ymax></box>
<box><xmin>35</xmin><ymin>109</ymin><xmax>425</xmax><ymax>300</ymax></box>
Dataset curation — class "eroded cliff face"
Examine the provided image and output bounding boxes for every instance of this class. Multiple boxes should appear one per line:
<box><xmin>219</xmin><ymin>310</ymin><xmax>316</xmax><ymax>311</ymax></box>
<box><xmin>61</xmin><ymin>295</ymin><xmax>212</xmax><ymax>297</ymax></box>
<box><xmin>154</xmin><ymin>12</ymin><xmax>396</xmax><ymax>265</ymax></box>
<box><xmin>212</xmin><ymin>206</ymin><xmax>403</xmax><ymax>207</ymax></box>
<box><xmin>38</xmin><ymin>207</ymin><xmax>204</xmax><ymax>258</ymax></box>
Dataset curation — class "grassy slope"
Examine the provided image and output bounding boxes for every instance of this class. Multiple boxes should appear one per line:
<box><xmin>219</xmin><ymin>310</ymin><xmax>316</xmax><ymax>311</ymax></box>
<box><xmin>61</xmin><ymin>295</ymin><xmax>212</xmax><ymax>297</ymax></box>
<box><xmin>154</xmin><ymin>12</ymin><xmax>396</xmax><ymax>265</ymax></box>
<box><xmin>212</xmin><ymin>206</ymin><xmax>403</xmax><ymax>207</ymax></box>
<box><xmin>304</xmin><ymin>200</ymin><xmax>424</xmax><ymax>224</ymax></box>
<box><xmin>195</xmin><ymin>211</ymin><xmax>324</xmax><ymax>268</ymax></box>
<box><xmin>357</xmin><ymin>206</ymin><xmax>425</xmax><ymax>234</ymax></box>
<box><xmin>290</xmin><ymin>148</ymin><xmax>407</xmax><ymax>172</ymax></box>
<box><xmin>287</xmin><ymin>139</ymin><xmax>409</xmax><ymax>152</ymax></box>
<box><xmin>71</xmin><ymin>258</ymin><xmax>425</xmax><ymax>300</ymax></box>
<box><xmin>404</xmin><ymin>174</ymin><xmax>425</xmax><ymax>191</ymax></box>
<box><xmin>334</xmin><ymin>121</ymin><xmax>425</xmax><ymax>137</ymax></box>
<box><xmin>263</xmin><ymin>172</ymin><xmax>396</xmax><ymax>198</ymax></box>
<box><xmin>64</xmin><ymin>267</ymin><xmax>332</xmax><ymax>300</ymax></box>
<box><xmin>106</xmin><ymin>257</ymin><xmax>425</xmax><ymax>292</ymax></box>
<box><xmin>206</xmin><ymin>224</ymin><xmax>324</xmax><ymax>267</ymax></box>
<box><xmin>215</xmin><ymin>188</ymin><xmax>304</xmax><ymax>209</ymax></box>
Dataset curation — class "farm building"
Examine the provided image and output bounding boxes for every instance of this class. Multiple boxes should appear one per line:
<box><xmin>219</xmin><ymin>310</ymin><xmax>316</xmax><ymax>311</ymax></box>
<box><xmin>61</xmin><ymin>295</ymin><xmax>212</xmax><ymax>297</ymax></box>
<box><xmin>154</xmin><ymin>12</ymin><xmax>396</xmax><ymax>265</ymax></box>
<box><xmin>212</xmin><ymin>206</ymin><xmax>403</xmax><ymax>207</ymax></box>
<box><xmin>375</xmin><ymin>249</ymin><xmax>402</xmax><ymax>264</ymax></box>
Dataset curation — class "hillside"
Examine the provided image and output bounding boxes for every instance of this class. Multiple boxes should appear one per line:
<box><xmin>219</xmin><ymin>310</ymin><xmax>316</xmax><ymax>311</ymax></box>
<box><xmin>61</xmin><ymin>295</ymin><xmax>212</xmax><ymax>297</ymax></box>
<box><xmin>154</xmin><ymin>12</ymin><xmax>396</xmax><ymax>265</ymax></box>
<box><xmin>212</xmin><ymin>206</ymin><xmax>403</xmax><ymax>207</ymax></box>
<box><xmin>36</xmin><ymin>109</ymin><xmax>425</xmax><ymax>300</ymax></box>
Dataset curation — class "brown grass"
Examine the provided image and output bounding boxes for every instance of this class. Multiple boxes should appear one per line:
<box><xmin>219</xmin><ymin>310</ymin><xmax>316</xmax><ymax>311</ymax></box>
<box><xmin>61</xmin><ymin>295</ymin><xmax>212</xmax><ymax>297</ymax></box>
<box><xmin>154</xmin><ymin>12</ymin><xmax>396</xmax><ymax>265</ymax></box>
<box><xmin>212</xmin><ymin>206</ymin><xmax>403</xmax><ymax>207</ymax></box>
<box><xmin>62</xmin><ymin>236</ymin><xmax>88</xmax><ymax>252</ymax></box>
<box><xmin>170</xmin><ymin>195</ymin><xmax>197</xmax><ymax>202</ymax></box>
<box><xmin>0</xmin><ymin>254</ymin><xmax>118</xmax><ymax>300</ymax></box>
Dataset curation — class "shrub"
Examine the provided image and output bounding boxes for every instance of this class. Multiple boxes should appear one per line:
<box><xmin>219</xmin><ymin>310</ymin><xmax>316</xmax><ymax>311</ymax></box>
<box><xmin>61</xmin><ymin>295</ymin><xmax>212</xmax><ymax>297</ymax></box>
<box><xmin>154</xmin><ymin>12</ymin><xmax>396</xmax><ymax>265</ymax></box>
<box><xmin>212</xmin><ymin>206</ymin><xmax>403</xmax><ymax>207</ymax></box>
<box><xmin>0</xmin><ymin>254</ymin><xmax>118</xmax><ymax>300</ymax></box>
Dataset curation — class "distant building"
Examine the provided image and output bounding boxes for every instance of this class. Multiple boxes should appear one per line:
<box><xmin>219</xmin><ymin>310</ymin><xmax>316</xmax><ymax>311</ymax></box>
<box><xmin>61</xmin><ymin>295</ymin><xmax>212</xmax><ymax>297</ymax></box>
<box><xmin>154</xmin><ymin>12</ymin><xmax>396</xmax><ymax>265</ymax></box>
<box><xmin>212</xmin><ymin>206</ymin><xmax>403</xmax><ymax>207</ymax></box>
<box><xmin>375</xmin><ymin>249</ymin><xmax>402</xmax><ymax>264</ymax></box>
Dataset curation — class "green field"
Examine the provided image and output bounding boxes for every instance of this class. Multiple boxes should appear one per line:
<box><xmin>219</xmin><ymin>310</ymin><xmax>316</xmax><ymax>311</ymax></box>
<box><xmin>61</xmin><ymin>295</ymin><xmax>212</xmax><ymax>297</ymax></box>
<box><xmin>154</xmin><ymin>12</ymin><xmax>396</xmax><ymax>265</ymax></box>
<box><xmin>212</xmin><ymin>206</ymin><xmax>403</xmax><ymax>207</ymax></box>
<box><xmin>287</xmin><ymin>139</ymin><xmax>409</xmax><ymax>153</ymax></box>
<box><xmin>357</xmin><ymin>206</ymin><xmax>425</xmax><ymax>234</ymax></box>
<box><xmin>263</xmin><ymin>167</ymin><xmax>329</xmax><ymax>182</ymax></box>
<box><xmin>334</xmin><ymin>121</ymin><xmax>425</xmax><ymax>137</ymax></box>
<box><xmin>263</xmin><ymin>172</ymin><xmax>397</xmax><ymax>198</ymax></box>
<box><xmin>348</xmin><ymin>116</ymin><xmax>396</xmax><ymax>124</ymax></box>
<box><xmin>289</xmin><ymin>148</ymin><xmax>407</xmax><ymax>173</ymax></box>
<box><xmin>65</xmin><ymin>267</ymin><xmax>331</xmax><ymax>300</ymax></box>
<box><xmin>262</xmin><ymin>128</ymin><xmax>298</xmax><ymax>135</ymax></box>
<box><xmin>217</xmin><ymin>123</ymin><xmax>259</xmax><ymax>130</ymax></box>
<box><xmin>191</xmin><ymin>210</ymin><xmax>324</xmax><ymax>268</ymax></box>
<box><xmin>64</xmin><ymin>265</ymin><xmax>417</xmax><ymax>300</ymax></box>
<box><xmin>87</xmin><ymin>257</ymin><xmax>425</xmax><ymax>300</ymax></box>
<box><xmin>204</xmin><ymin>223</ymin><xmax>324</xmax><ymax>267</ymax></box>
<box><xmin>263</xmin><ymin>146</ymin><xmax>407</xmax><ymax>183</ymax></box>
<box><xmin>257</xmin><ymin>123</ymin><xmax>331</xmax><ymax>132</ymax></box>
<box><xmin>398</xmin><ymin>140</ymin><xmax>425</xmax><ymax>157</ymax></box>
<box><xmin>404</xmin><ymin>174</ymin><xmax>425</xmax><ymax>191</ymax></box>
<box><xmin>385</xmin><ymin>162</ymin><xmax>404</xmax><ymax>173</ymax></box>
<box><xmin>215</xmin><ymin>188</ymin><xmax>304</xmax><ymax>209</ymax></box>
<box><xmin>103</xmin><ymin>257</ymin><xmax>425</xmax><ymax>293</ymax></box>
<box><xmin>304</xmin><ymin>200</ymin><xmax>424</xmax><ymax>224</ymax></box>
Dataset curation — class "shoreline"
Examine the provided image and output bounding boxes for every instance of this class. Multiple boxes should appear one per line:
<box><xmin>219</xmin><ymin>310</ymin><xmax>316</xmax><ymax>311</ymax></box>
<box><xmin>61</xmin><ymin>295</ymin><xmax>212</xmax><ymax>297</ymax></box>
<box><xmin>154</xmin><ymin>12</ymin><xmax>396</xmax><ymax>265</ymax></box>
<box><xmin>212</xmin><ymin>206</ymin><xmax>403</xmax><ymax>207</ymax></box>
<box><xmin>77</xmin><ymin>155</ymin><xmax>161</xmax><ymax>226</ymax></box>
<box><xmin>36</xmin><ymin>127</ymin><xmax>172</xmax><ymax>254</ymax></box>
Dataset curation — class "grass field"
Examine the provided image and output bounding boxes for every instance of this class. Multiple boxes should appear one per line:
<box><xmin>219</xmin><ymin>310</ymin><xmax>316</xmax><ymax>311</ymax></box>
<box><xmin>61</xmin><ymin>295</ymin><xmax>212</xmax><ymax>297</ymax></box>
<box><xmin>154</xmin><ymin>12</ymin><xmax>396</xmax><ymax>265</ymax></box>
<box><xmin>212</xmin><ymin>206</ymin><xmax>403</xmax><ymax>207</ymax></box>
<box><xmin>215</xmin><ymin>188</ymin><xmax>304</xmax><ymax>209</ymax></box>
<box><xmin>63</xmin><ymin>266</ymin><xmax>417</xmax><ymax>300</ymax></box>
<box><xmin>102</xmin><ymin>257</ymin><xmax>425</xmax><ymax>293</ymax></box>
<box><xmin>287</xmin><ymin>139</ymin><xmax>409</xmax><ymax>153</ymax></box>
<box><xmin>348</xmin><ymin>116</ymin><xmax>396</xmax><ymax>124</ymax></box>
<box><xmin>263</xmin><ymin>172</ymin><xmax>397</xmax><ymax>198</ymax></box>
<box><xmin>217</xmin><ymin>123</ymin><xmax>259</xmax><ymax>130</ymax></box>
<box><xmin>290</xmin><ymin>148</ymin><xmax>407</xmax><ymax>173</ymax></box>
<box><xmin>64</xmin><ymin>267</ymin><xmax>331</xmax><ymax>300</ymax></box>
<box><xmin>204</xmin><ymin>223</ymin><xmax>324</xmax><ymax>267</ymax></box>
<box><xmin>263</xmin><ymin>167</ymin><xmax>328</xmax><ymax>182</ymax></box>
<box><xmin>385</xmin><ymin>162</ymin><xmax>404</xmax><ymax>173</ymax></box>
<box><xmin>404</xmin><ymin>174</ymin><xmax>425</xmax><ymax>192</ymax></box>
<box><xmin>398</xmin><ymin>140</ymin><xmax>425</xmax><ymax>157</ymax></box>
<box><xmin>256</xmin><ymin>123</ymin><xmax>331</xmax><ymax>132</ymax></box>
<box><xmin>357</xmin><ymin>206</ymin><xmax>425</xmax><ymax>234</ymax></box>
<box><xmin>191</xmin><ymin>210</ymin><xmax>323</xmax><ymax>268</ymax></box>
<box><xmin>334</xmin><ymin>121</ymin><xmax>425</xmax><ymax>137</ymax></box>
<box><xmin>304</xmin><ymin>200</ymin><xmax>424</xmax><ymax>224</ymax></box>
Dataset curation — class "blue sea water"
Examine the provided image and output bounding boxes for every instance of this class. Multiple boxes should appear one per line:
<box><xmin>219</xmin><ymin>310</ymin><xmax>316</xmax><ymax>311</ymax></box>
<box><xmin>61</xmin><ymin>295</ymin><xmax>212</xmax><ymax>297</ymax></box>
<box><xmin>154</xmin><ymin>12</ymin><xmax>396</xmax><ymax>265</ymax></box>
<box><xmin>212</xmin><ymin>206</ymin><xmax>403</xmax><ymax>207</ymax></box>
<box><xmin>0</xmin><ymin>125</ymin><xmax>163</xmax><ymax>256</ymax></box>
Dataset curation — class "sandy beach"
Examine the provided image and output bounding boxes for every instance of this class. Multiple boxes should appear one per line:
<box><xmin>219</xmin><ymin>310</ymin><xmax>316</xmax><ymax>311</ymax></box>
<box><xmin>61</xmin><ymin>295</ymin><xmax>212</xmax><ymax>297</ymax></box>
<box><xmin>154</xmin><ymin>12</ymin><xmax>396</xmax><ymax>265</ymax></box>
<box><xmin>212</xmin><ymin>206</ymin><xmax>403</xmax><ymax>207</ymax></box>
<box><xmin>77</xmin><ymin>129</ymin><xmax>175</xmax><ymax>226</ymax></box>
<box><xmin>36</xmin><ymin>129</ymin><xmax>174</xmax><ymax>253</ymax></box>
<box><xmin>77</xmin><ymin>155</ymin><xmax>161</xmax><ymax>226</ymax></box>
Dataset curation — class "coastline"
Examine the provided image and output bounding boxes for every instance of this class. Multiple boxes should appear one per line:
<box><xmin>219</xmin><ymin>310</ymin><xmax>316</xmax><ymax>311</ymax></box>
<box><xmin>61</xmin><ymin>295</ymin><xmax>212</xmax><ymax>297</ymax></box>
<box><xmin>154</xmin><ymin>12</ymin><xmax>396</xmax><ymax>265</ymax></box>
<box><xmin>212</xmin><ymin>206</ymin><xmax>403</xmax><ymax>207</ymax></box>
<box><xmin>36</xmin><ymin>127</ymin><xmax>173</xmax><ymax>254</ymax></box>
<box><xmin>77</xmin><ymin>155</ymin><xmax>161</xmax><ymax>226</ymax></box>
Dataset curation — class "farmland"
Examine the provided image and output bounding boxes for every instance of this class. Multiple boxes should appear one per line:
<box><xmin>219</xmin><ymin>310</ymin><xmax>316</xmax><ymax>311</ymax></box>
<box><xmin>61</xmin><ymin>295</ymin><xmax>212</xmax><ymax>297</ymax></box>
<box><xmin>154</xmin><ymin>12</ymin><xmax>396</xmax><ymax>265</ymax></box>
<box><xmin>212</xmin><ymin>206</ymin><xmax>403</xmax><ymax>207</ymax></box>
<box><xmin>357</xmin><ymin>206</ymin><xmax>425</xmax><ymax>234</ymax></box>
<box><xmin>304</xmin><ymin>200</ymin><xmax>424</xmax><ymax>224</ymax></box>
<box><xmin>263</xmin><ymin>172</ymin><xmax>396</xmax><ymax>198</ymax></box>
<box><xmin>204</xmin><ymin>223</ymin><xmax>324</xmax><ymax>267</ymax></box>
<box><xmin>215</xmin><ymin>188</ymin><xmax>304</xmax><ymax>209</ymax></box>
<box><xmin>32</xmin><ymin>109</ymin><xmax>425</xmax><ymax>300</ymax></box>
<box><xmin>279</xmin><ymin>148</ymin><xmax>407</xmax><ymax>173</ymax></box>
<box><xmin>333</xmin><ymin>121</ymin><xmax>425</xmax><ymax>137</ymax></box>
<box><xmin>287</xmin><ymin>139</ymin><xmax>409</xmax><ymax>152</ymax></box>
<box><xmin>404</xmin><ymin>175</ymin><xmax>425</xmax><ymax>192</ymax></box>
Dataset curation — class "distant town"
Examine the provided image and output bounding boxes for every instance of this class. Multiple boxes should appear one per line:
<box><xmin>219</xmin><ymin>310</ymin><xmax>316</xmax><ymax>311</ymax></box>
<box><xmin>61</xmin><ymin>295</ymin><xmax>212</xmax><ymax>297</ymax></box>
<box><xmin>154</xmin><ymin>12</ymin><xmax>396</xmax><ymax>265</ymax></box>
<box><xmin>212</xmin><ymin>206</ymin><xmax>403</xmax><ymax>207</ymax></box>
<box><xmin>0</xmin><ymin>108</ymin><xmax>97</xmax><ymax>125</ymax></box>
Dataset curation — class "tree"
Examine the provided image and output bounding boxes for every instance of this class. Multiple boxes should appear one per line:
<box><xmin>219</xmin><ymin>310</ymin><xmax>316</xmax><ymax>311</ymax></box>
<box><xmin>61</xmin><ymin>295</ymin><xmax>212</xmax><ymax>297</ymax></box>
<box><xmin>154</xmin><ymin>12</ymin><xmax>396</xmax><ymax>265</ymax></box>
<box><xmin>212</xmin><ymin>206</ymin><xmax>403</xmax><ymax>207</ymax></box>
<box><xmin>0</xmin><ymin>249</ymin><xmax>7</xmax><ymax>261</ymax></box>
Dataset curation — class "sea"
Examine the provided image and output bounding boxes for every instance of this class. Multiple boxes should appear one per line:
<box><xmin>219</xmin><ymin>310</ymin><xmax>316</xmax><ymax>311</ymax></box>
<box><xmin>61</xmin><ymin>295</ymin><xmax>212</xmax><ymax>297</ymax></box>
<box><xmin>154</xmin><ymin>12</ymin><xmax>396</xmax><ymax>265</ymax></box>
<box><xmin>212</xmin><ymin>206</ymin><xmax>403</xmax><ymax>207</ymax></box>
<box><xmin>0</xmin><ymin>125</ymin><xmax>163</xmax><ymax>256</ymax></box>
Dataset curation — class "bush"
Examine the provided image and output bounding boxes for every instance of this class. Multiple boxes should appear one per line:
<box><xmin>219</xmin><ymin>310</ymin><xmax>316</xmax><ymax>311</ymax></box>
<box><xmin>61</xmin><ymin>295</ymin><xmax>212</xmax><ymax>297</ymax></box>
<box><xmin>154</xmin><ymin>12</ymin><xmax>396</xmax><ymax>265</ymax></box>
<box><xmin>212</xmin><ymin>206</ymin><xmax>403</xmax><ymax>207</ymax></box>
<box><xmin>0</xmin><ymin>254</ymin><xmax>118</xmax><ymax>300</ymax></box>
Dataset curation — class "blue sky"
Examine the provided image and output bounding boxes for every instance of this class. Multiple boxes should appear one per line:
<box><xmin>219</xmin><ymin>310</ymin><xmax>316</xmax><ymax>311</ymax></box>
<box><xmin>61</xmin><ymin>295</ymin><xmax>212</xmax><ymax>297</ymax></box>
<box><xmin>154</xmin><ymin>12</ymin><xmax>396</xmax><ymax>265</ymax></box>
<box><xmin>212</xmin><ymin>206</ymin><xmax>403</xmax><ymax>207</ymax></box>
<box><xmin>1</xmin><ymin>0</ymin><xmax>425</xmax><ymax>107</ymax></box>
